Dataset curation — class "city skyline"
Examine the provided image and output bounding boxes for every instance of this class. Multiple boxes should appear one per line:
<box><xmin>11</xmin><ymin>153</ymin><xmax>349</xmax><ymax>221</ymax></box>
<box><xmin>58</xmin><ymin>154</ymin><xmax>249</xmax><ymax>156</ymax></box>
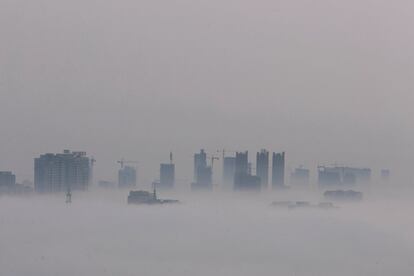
<box><xmin>1</xmin><ymin>0</ymin><xmax>414</xmax><ymax>275</ymax></box>
<box><xmin>1</xmin><ymin>148</ymin><xmax>391</xmax><ymax>193</ymax></box>
<box><xmin>1</xmin><ymin>1</ymin><xmax>413</xmax><ymax>186</ymax></box>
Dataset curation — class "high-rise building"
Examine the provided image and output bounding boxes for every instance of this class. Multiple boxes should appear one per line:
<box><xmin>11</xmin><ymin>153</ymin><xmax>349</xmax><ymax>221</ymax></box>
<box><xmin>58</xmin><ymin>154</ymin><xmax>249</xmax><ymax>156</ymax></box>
<box><xmin>194</xmin><ymin>149</ymin><xmax>207</xmax><ymax>182</ymax></box>
<box><xmin>0</xmin><ymin>171</ymin><xmax>16</xmax><ymax>189</ymax></box>
<box><xmin>118</xmin><ymin>166</ymin><xmax>137</xmax><ymax>188</ymax></box>
<box><xmin>272</xmin><ymin>152</ymin><xmax>285</xmax><ymax>189</ymax></box>
<box><xmin>222</xmin><ymin>156</ymin><xmax>236</xmax><ymax>189</ymax></box>
<box><xmin>34</xmin><ymin>150</ymin><xmax>91</xmax><ymax>193</ymax></box>
<box><xmin>318</xmin><ymin>166</ymin><xmax>371</xmax><ymax>188</ymax></box>
<box><xmin>235</xmin><ymin>151</ymin><xmax>248</xmax><ymax>176</ymax></box>
<box><xmin>192</xmin><ymin>149</ymin><xmax>212</xmax><ymax>190</ymax></box>
<box><xmin>233</xmin><ymin>151</ymin><xmax>260</xmax><ymax>191</ymax></box>
<box><xmin>159</xmin><ymin>163</ymin><xmax>175</xmax><ymax>189</ymax></box>
<box><xmin>256</xmin><ymin>149</ymin><xmax>269</xmax><ymax>189</ymax></box>
<box><xmin>290</xmin><ymin>167</ymin><xmax>310</xmax><ymax>188</ymax></box>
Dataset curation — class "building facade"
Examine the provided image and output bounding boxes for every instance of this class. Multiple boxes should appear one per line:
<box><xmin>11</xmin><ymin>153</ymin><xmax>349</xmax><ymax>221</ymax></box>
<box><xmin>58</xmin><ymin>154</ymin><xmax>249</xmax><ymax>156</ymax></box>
<box><xmin>34</xmin><ymin>150</ymin><xmax>91</xmax><ymax>193</ymax></box>
<box><xmin>159</xmin><ymin>163</ymin><xmax>175</xmax><ymax>189</ymax></box>
<box><xmin>118</xmin><ymin>166</ymin><xmax>137</xmax><ymax>188</ymax></box>
<box><xmin>256</xmin><ymin>149</ymin><xmax>269</xmax><ymax>190</ymax></box>
<box><xmin>0</xmin><ymin>171</ymin><xmax>16</xmax><ymax>189</ymax></box>
<box><xmin>222</xmin><ymin>156</ymin><xmax>236</xmax><ymax>189</ymax></box>
<box><xmin>192</xmin><ymin>149</ymin><xmax>212</xmax><ymax>190</ymax></box>
<box><xmin>318</xmin><ymin>166</ymin><xmax>371</xmax><ymax>188</ymax></box>
<box><xmin>272</xmin><ymin>152</ymin><xmax>285</xmax><ymax>189</ymax></box>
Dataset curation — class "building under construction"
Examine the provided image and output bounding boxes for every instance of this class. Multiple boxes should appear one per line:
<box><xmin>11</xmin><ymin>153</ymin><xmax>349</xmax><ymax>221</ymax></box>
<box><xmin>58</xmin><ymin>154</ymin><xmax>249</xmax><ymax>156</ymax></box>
<box><xmin>191</xmin><ymin>149</ymin><xmax>213</xmax><ymax>190</ymax></box>
<box><xmin>233</xmin><ymin>151</ymin><xmax>261</xmax><ymax>191</ymax></box>
<box><xmin>272</xmin><ymin>152</ymin><xmax>285</xmax><ymax>189</ymax></box>
<box><xmin>34</xmin><ymin>150</ymin><xmax>91</xmax><ymax>193</ymax></box>
<box><xmin>318</xmin><ymin>166</ymin><xmax>371</xmax><ymax>188</ymax></box>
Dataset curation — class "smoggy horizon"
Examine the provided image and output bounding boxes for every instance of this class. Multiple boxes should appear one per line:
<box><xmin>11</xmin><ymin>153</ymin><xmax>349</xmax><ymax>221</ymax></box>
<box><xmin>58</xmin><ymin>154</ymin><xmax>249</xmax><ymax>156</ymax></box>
<box><xmin>1</xmin><ymin>0</ymin><xmax>413</xmax><ymax>184</ymax></box>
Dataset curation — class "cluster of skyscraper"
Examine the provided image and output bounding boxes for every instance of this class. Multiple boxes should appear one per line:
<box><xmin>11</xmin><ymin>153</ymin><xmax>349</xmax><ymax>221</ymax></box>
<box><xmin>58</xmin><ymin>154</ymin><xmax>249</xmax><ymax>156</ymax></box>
<box><xmin>185</xmin><ymin>149</ymin><xmax>287</xmax><ymax>191</ymax></box>
<box><xmin>220</xmin><ymin>150</ymin><xmax>286</xmax><ymax>191</ymax></box>
<box><xmin>0</xmin><ymin>149</ymin><xmax>391</xmax><ymax>194</ymax></box>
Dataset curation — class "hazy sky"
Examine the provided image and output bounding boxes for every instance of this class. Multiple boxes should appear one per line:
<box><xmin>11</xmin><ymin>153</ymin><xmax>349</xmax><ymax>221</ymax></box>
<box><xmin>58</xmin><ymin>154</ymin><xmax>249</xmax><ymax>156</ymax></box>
<box><xmin>0</xmin><ymin>0</ymin><xmax>413</xmax><ymax>184</ymax></box>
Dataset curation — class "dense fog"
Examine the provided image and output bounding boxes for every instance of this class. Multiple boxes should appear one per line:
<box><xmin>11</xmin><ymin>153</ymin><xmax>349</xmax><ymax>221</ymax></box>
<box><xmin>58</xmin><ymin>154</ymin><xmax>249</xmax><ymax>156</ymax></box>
<box><xmin>1</xmin><ymin>0</ymin><xmax>413</xmax><ymax>275</ymax></box>
<box><xmin>1</xmin><ymin>187</ymin><xmax>414</xmax><ymax>276</ymax></box>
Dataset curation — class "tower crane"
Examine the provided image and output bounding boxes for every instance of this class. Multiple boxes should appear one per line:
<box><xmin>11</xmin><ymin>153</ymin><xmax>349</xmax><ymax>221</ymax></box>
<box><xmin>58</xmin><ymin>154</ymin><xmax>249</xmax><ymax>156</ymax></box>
<box><xmin>218</xmin><ymin>149</ymin><xmax>237</xmax><ymax>159</ymax></box>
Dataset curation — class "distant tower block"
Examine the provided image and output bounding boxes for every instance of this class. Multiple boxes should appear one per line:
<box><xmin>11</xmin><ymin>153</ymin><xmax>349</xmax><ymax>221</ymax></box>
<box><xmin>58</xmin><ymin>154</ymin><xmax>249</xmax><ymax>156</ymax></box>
<box><xmin>256</xmin><ymin>149</ymin><xmax>269</xmax><ymax>190</ymax></box>
<box><xmin>272</xmin><ymin>152</ymin><xmax>285</xmax><ymax>189</ymax></box>
<box><xmin>222</xmin><ymin>156</ymin><xmax>236</xmax><ymax>189</ymax></box>
<box><xmin>160</xmin><ymin>163</ymin><xmax>175</xmax><ymax>189</ymax></box>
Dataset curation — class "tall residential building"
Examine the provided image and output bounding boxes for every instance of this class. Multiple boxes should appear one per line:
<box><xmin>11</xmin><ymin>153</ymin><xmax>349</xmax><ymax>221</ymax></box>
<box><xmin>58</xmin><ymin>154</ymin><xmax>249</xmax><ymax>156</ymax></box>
<box><xmin>159</xmin><ymin>163</ymin><xmax>175</xmax><ymax>189</ymax></box>
<box><xmin>222</xmin><ymin>156</ymin><xmax>236</xmax><ymax>189</ymax></box>
<box><xmin>34</xmin><ymin>150</ymin><xmax>91</xmax><ymax>193</ymax></box>
<box><xmin>192</xmin><ymin>149</ymin><xmax>212</xmax><ymax>190</ymax></box>
<box><xmin>272</xmin><ymin>152</ymin><xmax>285</xmax><ymax>189</ymax></box>
<box><xmin>0</xmin><ymin>171</ymin><xmax>16</xmax><ymax>189</ymax></box>
<box><xmin>193</xmin><ymin>149</ymin><xmax>207</xmax><ymax>182</ymax></box>
<box><xmin>256</xmin><ymin>149</ymin><xmax>269</xmax><ymax>189</ymax></box>
<box><xmin>318</xmin><ymin>166</ymin><xmax>371</xmax><ymax>188</ymax></box>
<box><xmin>233</xmin><ymin>151</ymin><xmax>260</xmax><ymax>191</ymax></box>
<box><xmin>118</xmin><ymin>166</ymin><xmax>137</xmax><ymax>188</ymax></box>
<box><xmin>235</xmin><ymin>151</ymin><xmax>248</xmax><ymax>176</ymax></box>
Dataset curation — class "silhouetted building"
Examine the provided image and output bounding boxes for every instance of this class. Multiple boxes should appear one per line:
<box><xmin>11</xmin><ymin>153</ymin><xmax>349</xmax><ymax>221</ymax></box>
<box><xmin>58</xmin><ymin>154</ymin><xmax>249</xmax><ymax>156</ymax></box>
<box><xmin>318</xmin><ymin>166</ymin><xmax>371</xmax><ymax>188</ymax></box>
<box><xmin>290</xmin><ymin>167</ymin><xmax>310</xmax><ymax>188</ymax></box>
<box><xmin>0</xmin><ymin>171</ymin><xmax>16</xmax><ymax>188</ymax></box>
<box><xmin>272</xmin><ymin>152</ymin><xmax>285</xmax><ymax>189</ymax></box>
<box><xmin>223</xmin><ymin>156</ymin><xmax>236</xmax><ymax>189</ymax></box>
<box><xmin>235</xmin><ymin>151</ymin><xmax>248</xmax><ymax>176</ymax></box>
<box><xmin>118</xmin><ymin>166</ymin><xmax>137</xmax><ymax>188</ymax></box>
<box><xmin>193</xmin><ymin>149</ymin><xmax>207</xmax><ymax>181</ymax></box>
<box><xmin>192</xmin><ymin>149</ymin><xmax>212</xmax><ymax>190</ymax></box>
<box><xmin>34</xmin><ymin>150</ymin><xmax>91</xmax><ymax>193</ymax></box>
<box><xmin>128</xmin><ymin>188</ymin><xmax>179</xmax><ymax>205</ymax></box>
<box><xmin>256</xmin><ymin>149</ymin><xmax>269</xmax><ymax>189</ymax></box>
<box><xmin>318</xmin><ymin>167</ymin><xmax>341</xmax><ymax>186</ymax></box>
<box><xmin>159</xmin><ymin>163</ymin><xmax>175</xmax><ymax>189</ymax></box>
<box><xmin>233</xmin><ymin>151</ymin><xmax>260</xmax><ymax>191</ymax></box>
<box><xmin>234</xmin><ymin>173</ymin><xmax>261</xmax><ymax>191</ymax></box>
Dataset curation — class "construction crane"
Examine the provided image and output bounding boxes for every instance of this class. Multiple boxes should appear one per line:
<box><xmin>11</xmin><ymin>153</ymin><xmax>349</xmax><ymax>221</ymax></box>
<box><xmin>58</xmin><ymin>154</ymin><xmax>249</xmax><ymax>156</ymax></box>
<box><xmin>217</xmin><ymin>149</ymin><xmax>237</xmax><ymax>159</ymax></box>
<box><xmin>117</xmin><ymin>159</ymin><xmax>139</xmax><ymax>169</ymax></box>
